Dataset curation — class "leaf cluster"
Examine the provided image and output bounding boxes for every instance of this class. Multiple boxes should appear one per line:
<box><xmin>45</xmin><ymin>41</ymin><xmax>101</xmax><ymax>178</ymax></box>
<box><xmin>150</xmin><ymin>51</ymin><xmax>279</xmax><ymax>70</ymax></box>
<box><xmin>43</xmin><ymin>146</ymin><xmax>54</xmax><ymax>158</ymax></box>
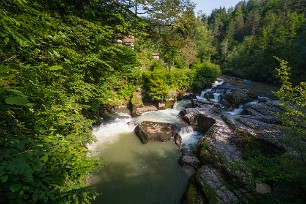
<box><xmin>0</xmin><ymin>0</ymin><xmax>139</xmax><ymax>203</ymax></box>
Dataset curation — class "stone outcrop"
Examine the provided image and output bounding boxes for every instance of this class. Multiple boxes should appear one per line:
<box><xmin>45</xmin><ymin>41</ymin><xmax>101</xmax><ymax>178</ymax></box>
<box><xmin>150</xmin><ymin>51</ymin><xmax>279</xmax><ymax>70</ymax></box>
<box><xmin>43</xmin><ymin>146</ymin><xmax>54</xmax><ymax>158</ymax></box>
<box><xmin>194</xmin><ymin>166</ymin><xmax>238</xmax><ymax>203</ymax></box>
<box><xmin>179</xmin><ymin>108</ymin><xmax>216</xmax><ymax>132</ymax></box>
<box><xmin>181</xmin><ymin>99</ymin><xmax>288</xmax><ymax>203</ymax></box>
<box><xmin>130</xmin><ymin>88</ymin><xmax>158</xmax><ymax>117</ymax></box>
<box><xmin>134</xmin><ymin>121</ymin><xmax>176</xmax><ymax>144</ymax></box>
<box><xmin>222</xmin><ymin>100</ymin><xmax>288</xmax><ymax>153</ymax></box>
<box><xmin>132</xmin><ymin>105</ymin><xmax>158</xmax><ymax>117</ymax></box>
<box><xmin>221</xmin><ymin>89</ymin><xmax>257</xmax><ymax>108</ymax></box>
<box><xmin>179</xmin><ymin>155</ymin><xmax>201</xmax><ymax>170</ymax></box>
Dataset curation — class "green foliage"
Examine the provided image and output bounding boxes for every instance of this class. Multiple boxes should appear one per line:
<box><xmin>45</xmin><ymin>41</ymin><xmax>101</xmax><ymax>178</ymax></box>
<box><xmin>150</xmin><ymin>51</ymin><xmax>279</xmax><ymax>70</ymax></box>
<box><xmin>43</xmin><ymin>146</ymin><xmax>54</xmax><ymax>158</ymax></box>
<box><xmin>143</xmin><ymin>69</ymin><xmax>171</xmax><ymax>101</ymax></box>
<box><xmin>143</xmin><ymin>61</ymin><xmax>221</xmax><ymax>102</ymax></box>
<box><xmin>0</xmin><ymin>0</ymin><xmax>223</xmax><ymax>202</ymax></box>
<box><xmin>274</xmin><ymin>58</ymin><xmax>306</xmax><ymax>162</ymax></box>
<box><xmin>0</xmin><ymin>0</ymin><xmax>140</xmax><ymax>203</ymax></box>
<box><xmin>206</xmin><ymin>0</ymin><xmax>306</xmax><ymax>83</ymax></box>
<box><xmin>191</xmin><ymin>62</ymin><xmax>221</xmax><ymax>90</ymax></box>
<box><xmin>185</xmin><ymin>183</ymin><xmax>203</xmax><ymax>204</ymax></box>
<box><xmin>240</xmin><ymin>59</ymin><xmax>306</xmax><ymax>203</ymax></box>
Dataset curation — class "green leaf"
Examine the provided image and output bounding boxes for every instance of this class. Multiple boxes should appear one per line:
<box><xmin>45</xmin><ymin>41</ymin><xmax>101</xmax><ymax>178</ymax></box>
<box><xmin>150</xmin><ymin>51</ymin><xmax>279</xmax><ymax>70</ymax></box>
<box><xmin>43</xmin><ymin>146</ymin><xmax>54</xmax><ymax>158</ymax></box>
<box><xmin>1</xmin><ymin>175</ymin><xmax>8</xmax><ymax>182</ymax></box>
<box><xmin>40</xmin><ymin>155</ymin><xmax>48</xmax><ymax>163</ymax></box>
<box><xmin>4</xmin><ymin>37</ymin><xmax>9</xmax><ymax>44</ymax></box>
<box><xmin>5</xmin><ymin>96</ymin><xmax>29</xmax><ymax>105</ymax></box>
<box><xmin>48</xmin><ymin>65</ymin><xmax>63</xmax><ymax>71</ymax></box>
<box><xmin>10</xmin><ymin>184</ymin><xmax>21</xmax><ymax>192</ymax></box>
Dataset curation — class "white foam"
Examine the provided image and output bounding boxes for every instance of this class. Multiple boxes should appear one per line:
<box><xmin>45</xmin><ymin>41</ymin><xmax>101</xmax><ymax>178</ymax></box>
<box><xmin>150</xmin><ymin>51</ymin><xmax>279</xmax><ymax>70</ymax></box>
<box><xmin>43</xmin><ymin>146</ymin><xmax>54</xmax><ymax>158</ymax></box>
<box><xmin>131</xmin><ymin>109</ymin><xmax>180</xmax><ymax>125</ymax></box>
<box><xmin>173</xmin><ymin>100</ymin><xmax>192</xmax><ymax>111</ymax></box>
<box><xmin>88</xmin><ymin>116</ymin><xmax>133</xmax><ymax>150</ymax></box>
<box><xmin>179</xmin><ymin>126</ymin><xmax>202</xmax><ymax>149</ymax></box>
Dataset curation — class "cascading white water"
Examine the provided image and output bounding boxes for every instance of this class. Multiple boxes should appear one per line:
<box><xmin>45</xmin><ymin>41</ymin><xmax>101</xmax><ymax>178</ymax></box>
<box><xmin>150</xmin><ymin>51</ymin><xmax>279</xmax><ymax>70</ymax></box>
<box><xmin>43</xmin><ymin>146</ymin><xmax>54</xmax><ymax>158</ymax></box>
<box><xmin>89</xmin><ymin>115</ymin><xmax>134</xmax><ymax>151</ymax></box>
<box><xmin>131</xmin><ymin>109</ymin><xmax>180</xmax><ymax>125</ymax></box>
<box><xmin>178</xmin><ymin>126</ymin><xmax>202</xmax><ymax>149</ymax></box>
<box><xmin>196</xmin><ymin>78</ymin><xmax>224</xmax><ymax>100</ymax></box>
<box><xmin>173</xmin><ymin>99</ymin><xmax>192</xmax><ymax>111</ymax></box>
<box><xmin>212</xmin><ymin>79</ymin><xmax>224</xmax><ymax>87</ymax></box>
<box><xmin>226</xmin><ymin>105</ymin><xmax>244</xmax><ymax>116</ymax></box>
<box><xmin>211</xmin><ymin>93</ymin><xmax>221</xmax><ymax>103</ymax></box>
<box><xmin>224</xmin><ymin>98</ymin><xmax>262</xmax><ymax>116</ymax></box>
<box><xmin>196</xmin><ymin>88</ymin><xmax>211</xmax><ymax>100</ymax></box>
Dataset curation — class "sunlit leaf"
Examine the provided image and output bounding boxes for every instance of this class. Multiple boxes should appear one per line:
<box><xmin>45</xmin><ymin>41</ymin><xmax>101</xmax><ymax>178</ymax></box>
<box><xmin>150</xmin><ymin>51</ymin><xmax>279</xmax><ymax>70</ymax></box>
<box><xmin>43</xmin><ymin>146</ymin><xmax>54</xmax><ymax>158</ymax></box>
<box><xmin>5</xmin><ymin>96</ymin><xmax>29</xmax><ymax>105</ymax></box>
<box><xmin>48</xmin><ymin>65</ymin><xmax>63</xmax><ymax>70</ymax></box>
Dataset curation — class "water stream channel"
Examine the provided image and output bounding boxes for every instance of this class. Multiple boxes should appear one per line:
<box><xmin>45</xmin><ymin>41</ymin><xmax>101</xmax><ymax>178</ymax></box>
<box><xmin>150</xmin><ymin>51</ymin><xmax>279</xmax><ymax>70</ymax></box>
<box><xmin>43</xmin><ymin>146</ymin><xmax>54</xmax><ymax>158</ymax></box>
<box><xmin>89</xmin><ymin>76</ymin><xmax>279</xmax><ymax>204</ymax></box>
<box><xmin>89</xmin><ymin>110</ymin><xmax>190</xmax><ymax>204</ymax></box>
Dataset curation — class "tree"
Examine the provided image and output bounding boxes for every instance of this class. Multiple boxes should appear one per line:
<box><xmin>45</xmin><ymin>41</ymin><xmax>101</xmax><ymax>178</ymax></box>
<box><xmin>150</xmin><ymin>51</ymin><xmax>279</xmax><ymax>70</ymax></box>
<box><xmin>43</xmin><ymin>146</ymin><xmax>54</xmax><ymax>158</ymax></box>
<box><xmin>180</xmin><ymin>39</ymin><xmax>197</xmax><ymax>68</ymax></box>
<box><xmin>194</xmin><ymin>21</ymin><xmax>215</xmax><ymax>63</ymax></box>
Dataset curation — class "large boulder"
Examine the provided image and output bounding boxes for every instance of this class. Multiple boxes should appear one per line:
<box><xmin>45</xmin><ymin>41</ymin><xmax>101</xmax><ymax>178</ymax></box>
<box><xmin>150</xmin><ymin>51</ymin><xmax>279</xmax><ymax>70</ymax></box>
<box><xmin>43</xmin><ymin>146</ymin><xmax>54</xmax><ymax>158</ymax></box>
<box><xmin>221</xmin><ymin>100</ymin><xmax>288</xmax><ymax>153</ymax></box>
<box><xmin>195</xmin><ymin>166</ymin><xmax>238</xmax><ymax>204</ymax></box>
<box><xmin>222</xmin><ymin>89</ymin><xmax>257</xmax><ymax>108</ymax></box>
<box><xmin>180</xmin><ymin>108</ymin><xmax>216</xmax><ymax>133</ymax></box>
<box><xmin>134</xmin><ymin>121</ymin><xmax>176</xmax><ymax>144</ymax></box>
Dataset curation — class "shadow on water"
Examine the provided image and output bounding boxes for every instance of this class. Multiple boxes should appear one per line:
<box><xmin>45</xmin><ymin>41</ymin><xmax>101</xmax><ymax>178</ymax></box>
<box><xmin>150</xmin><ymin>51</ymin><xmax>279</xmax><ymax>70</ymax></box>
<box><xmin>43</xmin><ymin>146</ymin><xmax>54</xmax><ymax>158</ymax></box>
<box><xmin>91</xmin><ymin>132</ymin><xmax>188</xmax><ymax>204</ymax></box>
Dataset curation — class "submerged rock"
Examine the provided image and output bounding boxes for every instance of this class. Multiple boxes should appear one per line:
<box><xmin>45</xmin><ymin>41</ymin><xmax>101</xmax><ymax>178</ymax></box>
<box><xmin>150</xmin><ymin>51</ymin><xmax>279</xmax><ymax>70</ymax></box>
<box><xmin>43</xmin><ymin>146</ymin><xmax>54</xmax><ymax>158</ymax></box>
<box><xmin>134</xmin><ymin>121</ymin><xmax>176</xmax><ymax>144</ymax></box>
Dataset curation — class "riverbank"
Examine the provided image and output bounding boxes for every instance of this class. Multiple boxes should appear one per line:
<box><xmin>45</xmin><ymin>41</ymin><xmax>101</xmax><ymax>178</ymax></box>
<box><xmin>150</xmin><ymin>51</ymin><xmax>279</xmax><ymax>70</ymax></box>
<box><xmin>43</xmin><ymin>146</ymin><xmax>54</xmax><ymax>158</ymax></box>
<box><xmin>90</xmin><ymin>76</ymin><xmax>305</xmax><ymax>203</ymax></box>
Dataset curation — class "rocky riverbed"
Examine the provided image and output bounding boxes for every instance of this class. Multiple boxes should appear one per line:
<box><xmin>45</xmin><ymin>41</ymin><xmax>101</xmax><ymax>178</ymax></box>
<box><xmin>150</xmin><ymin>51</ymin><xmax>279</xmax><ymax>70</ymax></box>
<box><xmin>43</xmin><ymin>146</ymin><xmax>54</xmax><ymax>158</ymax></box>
<box><xmin>132</xmin><ymin>76</ymin><xmax>302</xmax><ymax>203</ymax></box>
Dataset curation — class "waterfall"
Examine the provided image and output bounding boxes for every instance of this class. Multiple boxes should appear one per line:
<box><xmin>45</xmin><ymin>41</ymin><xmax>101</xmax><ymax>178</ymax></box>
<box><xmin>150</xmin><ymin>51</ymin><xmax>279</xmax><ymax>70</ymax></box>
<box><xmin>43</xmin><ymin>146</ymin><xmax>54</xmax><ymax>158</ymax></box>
<box><xmin>212</xmin><ymin>79</ymin><xmax>224</xmax><ymax>87</ymax></box>
<box><xmin>196</xmin><ymin>78</ymin><xmax>224</xmax><ymax>101</ymax></box>
<box><xmin>173</xmin><ymin>99</ymin><xmax>192</xmax><ymax>111</ymax></box>
<box><xmin>179</xmin><ymin>126</ymin><xmax>202</xmax><ymax>150</ymax></box>
<box><xmin>226</xmin><ymin>105</ymin><xmax>244</xmax><ymax>116</ymax></box>
<box><xmin>211</xmin><ymin>93</ymin><xmax>221</xmax><ymax>103</ymax></box>
<box><xmin>196</xmin><ymin>88</ymin><xmax>211</xmax><ymax>100</ymax></box>
<box><xmin>131</xmin><ymin>109</ymin><xmax>180</xmax><ymax>125</ymax></box>
<box><xmin>89</xmin><ymin>115</ymin><xmax>134</xmax><ymax>150</ymax></box>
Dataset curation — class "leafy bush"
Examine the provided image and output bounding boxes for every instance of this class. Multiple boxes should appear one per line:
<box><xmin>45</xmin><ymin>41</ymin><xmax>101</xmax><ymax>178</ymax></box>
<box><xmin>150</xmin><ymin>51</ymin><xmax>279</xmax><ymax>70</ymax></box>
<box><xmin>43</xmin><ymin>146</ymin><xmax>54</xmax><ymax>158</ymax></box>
<box><xmin>143</xmin><ymin>69</ymin><xmax>171</xmax><ymax>101</ymax></box>
<box><xmin>242</xmin><ymin>59</ymin><xmax>306</xmax><ymax>202</ymax></box>
<box><xmin>191</xmin><ymin>62</ymin><xmax>221</xmax><ymax>90</ymax></box>
<box><xmin>0</xmin><ymin>1</ymin><xmax>138</xmax><ymax>203</ymax></box>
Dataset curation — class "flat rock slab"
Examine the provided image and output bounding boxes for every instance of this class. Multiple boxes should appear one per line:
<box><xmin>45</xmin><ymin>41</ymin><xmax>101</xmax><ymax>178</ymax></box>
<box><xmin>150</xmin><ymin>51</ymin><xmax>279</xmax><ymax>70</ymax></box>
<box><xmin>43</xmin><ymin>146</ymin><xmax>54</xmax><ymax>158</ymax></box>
<box><xmin>179</xmin><ymin>155</ymin><xmax>201</xmax><ymax>169</ymax></box>
<box><xmin>132</xmin><ymin>105</ymin><xmax>158</xmax><ymax>117</ymax></box>
<box><xmin>196</xmin><ymin>166</ymin><xmax>238</xmax><ymax>204</ymax></box>
<box><xmin>134</xmin><ymin>121</ymin><xmax>175</xmax><ymax>144</ymax></box>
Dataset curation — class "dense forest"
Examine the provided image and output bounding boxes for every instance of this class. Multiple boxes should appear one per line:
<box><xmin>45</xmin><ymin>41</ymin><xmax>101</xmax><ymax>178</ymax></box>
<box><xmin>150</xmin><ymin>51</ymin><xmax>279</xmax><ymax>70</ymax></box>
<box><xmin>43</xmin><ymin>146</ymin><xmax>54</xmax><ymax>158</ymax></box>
<box><xmin>0</xmin><ymin>0</ymin><xmax>305</xmax><ymax>203</ymax></box>
<box><xmin>203</xmin><ymin>0</ymin><xmax>306</xmax><ymax>83</ymax></box>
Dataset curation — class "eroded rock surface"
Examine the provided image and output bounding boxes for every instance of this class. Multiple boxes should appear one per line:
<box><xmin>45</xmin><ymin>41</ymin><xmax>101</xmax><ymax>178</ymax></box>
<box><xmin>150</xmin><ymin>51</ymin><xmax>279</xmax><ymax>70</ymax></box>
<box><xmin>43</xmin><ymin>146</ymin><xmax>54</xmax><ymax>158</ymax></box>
<box><xmin>134</xmin><ymin>121</ymin><xmax>176</xmax><ymax>143</ymax></box>
<box><xmin>221</xmin><ymin>89</ymin><xmax>257</xmax><ymax>108</ymax></box>
<box><xmin>181</xmin><ymin>99</ymin><xmax>287</xmax><ymax>203</ymax></box>
<box><xmin>195</xmin><ymin>166</ymin><xmax>238</xmax><ymax>204</ymax></box>
<box><xmin>130</xmin><ymin>88</ymin><xmax>158</xmax><ymax>117</ymax></box>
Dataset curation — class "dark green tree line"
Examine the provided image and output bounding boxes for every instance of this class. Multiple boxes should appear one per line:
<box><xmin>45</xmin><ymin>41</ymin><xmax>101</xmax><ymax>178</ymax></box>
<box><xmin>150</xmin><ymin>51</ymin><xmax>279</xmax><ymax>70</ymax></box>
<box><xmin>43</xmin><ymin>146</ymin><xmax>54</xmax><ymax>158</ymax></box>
<box><xmin>204</xmin><ymin>0</ymin><xmax>306</xmax><ymax>83</ymax></box>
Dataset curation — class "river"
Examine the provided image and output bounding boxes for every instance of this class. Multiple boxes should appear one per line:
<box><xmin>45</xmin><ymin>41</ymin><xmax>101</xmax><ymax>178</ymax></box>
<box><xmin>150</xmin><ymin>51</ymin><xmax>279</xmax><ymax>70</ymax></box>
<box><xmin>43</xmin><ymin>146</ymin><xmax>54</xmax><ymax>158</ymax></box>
<box><xmin>89</xmin><ymin>110</ymin><xmax>189</xmax><ymax>204</ymax></box>
<box><xmin>89</xmin><ymin>76</ymin><xmax>279</xmax><ymax>203</ymax></box>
